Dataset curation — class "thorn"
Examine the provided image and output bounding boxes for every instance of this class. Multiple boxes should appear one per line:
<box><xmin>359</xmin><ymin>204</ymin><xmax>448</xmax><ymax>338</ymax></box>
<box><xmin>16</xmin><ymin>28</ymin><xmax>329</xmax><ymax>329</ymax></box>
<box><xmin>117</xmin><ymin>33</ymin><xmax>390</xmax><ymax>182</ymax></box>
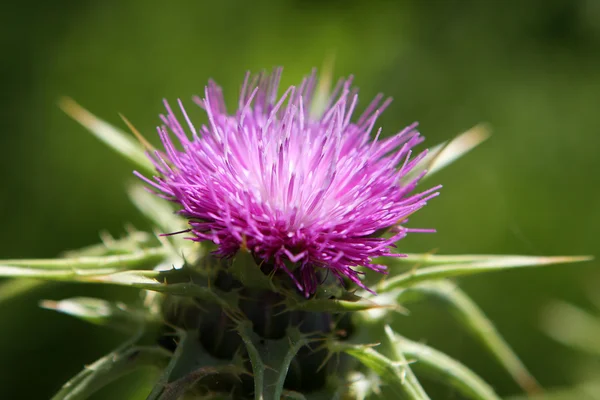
<box><xmin>119</xmin><ymin>113</ymin><xmax>156</xmax><ymax>152</ymax></box>
<box><xmin>161</xmin><ymin>229</ymin><xmax>192</xmax><ymax>237</ymax></box>
<box><xmin>316</xmin><ymin>349</ymin><xmax>334</xmax><ymax>372</ymax></box>
<box><xmin>240</xmin><ymin>234</ymin><xmax>248</xmax><ymax>252</ymax></box>
<box><xmin>99</xmin><ymin>230</ymin><xmax>115</xmax><ymax>247</ymax></box>
<box><xmin>262</xmin><ymin>364</ymin><xmax>278</xmax><ymax>373</ymax></box>
<box><xmin>39</xmin><ymin>299</ymin><xmax>58</xmax><ymax>310</ymax></box>
<box><xmin>123</xmin><ymin>223</ymin><xmax>138</xmax><ymax>235</ymax></box>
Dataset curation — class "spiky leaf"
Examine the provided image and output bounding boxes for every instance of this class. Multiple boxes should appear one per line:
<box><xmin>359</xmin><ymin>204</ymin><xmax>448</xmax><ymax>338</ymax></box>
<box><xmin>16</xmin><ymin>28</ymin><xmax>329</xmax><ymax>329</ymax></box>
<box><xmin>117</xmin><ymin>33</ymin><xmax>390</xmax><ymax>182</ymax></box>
<box><xmin>286</xmin><ymin>296</ymin><xmax>386</xmax><ymax>313</ymax></box>
<box><xmin>403</xmin><ymin>124</ymin><xmax>490</xmax><ymax>184</ymax></box>
<box><xmin>0</xmin><ymin>247</ymin><xmax>168</xmax><ymax>281</ymax></box>
<box><xmin>60</xmin><ymin>98</ymin><xmax>154</xmax><ymax>174</ymax></box>
<box><xmin>52</xmin><ymin>345</ymin><xmax>171</xmax><ymax>400</ymax></box>
<box><xmin>331</xmin><ymin>341</ymin><xmax>429</xmax><ymax>400</ymax></box>
<box><xmin>88</xmin><ymin>269</ymin><xmax>242</xmax><ymax>317</ymax></box>
<box><xmin>237</xmin><ymin>321</ymin><xmax>308</xmax><ymax>400</ymax></box>
<box><xmin>147</xmin><ymin>330</ymin><xmax>245</xmax><ymax>400</ymax></box>
<box><xmin>382</xmin><ymin>325</ymin><xmax>430</xmax><ymax>399</ymax></box>
<box><xmin>381</xmin><ymin>254</ymin><xmax>592</xmax><ymax>291</ymax></box>
<box><xmin>0</xmin><ymin>279</ymin><xmax>48</xmax><ymax>305</ymax></box>
<box><xmin>61</xmin><ymin>230</ymin><xmax>157</xmax><ymax>258</ymax></box>
<box><xmin>128</xmin><ymin>184</ymin><xmax>187</xmax><ymax>234</ymax></box>
<box><xmin>389</xmin><ymin>332</ymin><xmax>501</xmax><ymax>400</ymax></box>
<box><xmin>397</xmin><ymin>280</ymin><xmax>541</xmax><ymax>395</ymax></box>
<box><xmin>40</xmin><ymin>297</ymin><xmax>152</xmax><ymax>333</ymax></box>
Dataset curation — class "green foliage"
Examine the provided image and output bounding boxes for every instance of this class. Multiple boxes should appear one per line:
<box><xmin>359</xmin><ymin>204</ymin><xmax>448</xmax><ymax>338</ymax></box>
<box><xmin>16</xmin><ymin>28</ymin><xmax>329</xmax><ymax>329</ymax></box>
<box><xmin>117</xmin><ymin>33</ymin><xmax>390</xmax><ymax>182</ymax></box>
<box><xmin>391</xmin><ymin>334</ymin><xmax>500</xmax><ymax>400</ymax></box>
<box><xmin>380</xmin><ymin>254</ymin><xmax>591</xmax><ymax>291</ymax></box>
<box><xmin>52</xmin><ymin>343</ymin><xmax>170</xmax><ymax>400</ymax></box>
<box><xmin>395</xmin><ymin>281</ymin><xmax>540</xmax><ymax>394</ymax></box>
<box><xmin>40</xmin><ymin>297</ymin><xmax>150</xmax><ymax>333</ymax></box>
<box><xmin>332</xmin><ymin>341</ymin><xmax>429</xmax><ymax>400</ymax></box>
<box><xmin>0</xmin><ymin>103</ymin><xmax>591</xmax><ymax>399</ymax></box>
<box><xmin>59</xmin><ymin>98</ymin><xmax>155</xmax><ymax>176</ymax></box>
<box><xmin>146</xmin><ymin>330</ymin><xmax>246</xmax><ymax>400</ymax></box>
<box><xmin>237</xmin><ymin>321</ymin><xmax>308</xmax><ymax>400</ymax></box>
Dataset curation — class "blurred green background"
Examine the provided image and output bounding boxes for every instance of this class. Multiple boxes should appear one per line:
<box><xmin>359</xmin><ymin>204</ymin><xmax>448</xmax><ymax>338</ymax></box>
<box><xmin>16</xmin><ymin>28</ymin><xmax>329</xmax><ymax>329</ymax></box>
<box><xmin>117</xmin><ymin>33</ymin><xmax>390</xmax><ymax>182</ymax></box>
<box><xmin>1</xmin><ymin>0</ymin><xmax>599</xmax><ymax>398</ymax></box>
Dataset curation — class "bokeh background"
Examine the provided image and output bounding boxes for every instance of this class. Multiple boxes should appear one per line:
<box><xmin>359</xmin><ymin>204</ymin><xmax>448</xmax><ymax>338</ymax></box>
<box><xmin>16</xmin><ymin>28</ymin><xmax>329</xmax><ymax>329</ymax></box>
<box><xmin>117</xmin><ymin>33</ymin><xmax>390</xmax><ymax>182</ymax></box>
<box><xmin>1</xmin><ymin>0</ymin><xmax>599</xmax><ymax>399</ymax></box>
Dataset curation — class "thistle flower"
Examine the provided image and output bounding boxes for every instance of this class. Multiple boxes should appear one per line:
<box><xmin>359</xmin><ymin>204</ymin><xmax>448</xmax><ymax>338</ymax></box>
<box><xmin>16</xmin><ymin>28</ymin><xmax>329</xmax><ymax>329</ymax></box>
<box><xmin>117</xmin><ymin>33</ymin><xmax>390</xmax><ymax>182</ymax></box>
<box><xmin>137</xmin><ymin>69</ymin><xmax>440</xmax><ymax>295</ymax></box>
<box><xmin>2</xmin><ymin>68</ymin><xmax>589</xmax><ymax>400</ymax></box>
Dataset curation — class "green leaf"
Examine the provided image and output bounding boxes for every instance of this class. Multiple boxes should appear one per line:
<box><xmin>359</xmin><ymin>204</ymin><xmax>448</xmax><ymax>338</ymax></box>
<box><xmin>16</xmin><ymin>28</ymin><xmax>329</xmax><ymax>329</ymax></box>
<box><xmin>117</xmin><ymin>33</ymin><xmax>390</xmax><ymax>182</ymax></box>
<box><xmin>0</xmin><ymin>247</ymin><xmax>168</xmax><ymax>282</ymax></box>
<box><xmin>61</xmin><ymin>230</ymin><xmax>157</xmax><ymax>258</ymax></box>
<box><xmin>11</xmin><ymin>267</ymin><xmax>237</xmax><ymax>317</ymax></box>
<box><xmin>425</xmin><ymin>124</ymin><xmax>491</xmax><ymax>177</ymax></box>
<box><xmin>397</xmin><ymin>280</ymin><xmax>541</xmax><ymax>395</ymax></box>
<box><xmin>229</xmin><ymin>249</ymin><xmax>276</xmax><ymax>291</ymax></box>
<box><xmin>158</xmin><ymin>366</ymin><xmax>244</xmax><ymax>400</ymax></box>
<box><xmin>51</xmin><ymin>345</ymin><xmax>171</xmax><ymax>400</ymax></box>
<box><xmin>128</xmin><ymin>184</ymin><xmax>187</xmax><ymax>234</ymax></box>
<box><xmin>40</xmin><ymin>297</ymin><xmax>152</xmax><ymax>333</ymax></box>
<box><xmin>286</xmin><ymin>296</ymin><xmax>386</xmax><ymax>313</ymax></box>
<box><xmin>90</xmin><ymin>270</ymin><xmax>242</xmax><ymax>316</ymax></box>
<box><xmin>237</xmin><ymin>321</ymin><xmax>308</xmax><ymax>400</ymax></box>
<box><xmin>0</xmin><ymin>266</ymin><xmax>118</xmax><ymax>280</ymax></box>
<box><xmin>382</xmin><ymin>326</ymin><xmax>430</xmax><ymax>399</ymax></box>
<box><xmin>0</xmin><ymin>279</ymin><xmax>49</xmax><ymax>305</ymax></box>
<box><xmin>542</xmin><ymin>301</ymin><xmax>600</xmax><ymax>357</ymax></box>
<box><xmin>403</xmin><ymin>124</ymin><xmax>491</xmax><ymax>184</ymax></box>
<box><xmin>390</xmin><ymin>333</ymin><xmax>501</xmax><ymax>400</ymax></box>
<box><xmin>381</xmin><ymin>254</ymin><xmax>592</xmax><ymax>292</ymax></box>
<box><xmin>390</xmin><ymin>253</ymin><xmax>593</xmax><ymax>266</ymax></box>
<box><xmin>83</xmin><ymin>269</ymin><xmax>162</xmax><ymax>284</ymax></box>
<box><xmin>147</xmin><ymin>330</ymin><xmax>245</xmax><ymax>400</ymax></box>
<box><xmin>147</xmin><ymin>330</ymin><xmax>199</xmax><ymax>400</ymax></box>
<box><xmin>331</xmin><ymin>341</ymin><xmax>429</xmax><ymax>400</ymax></box>
<box><xmin>59</xmin><ymin>97</ymin><xmax>155</xmax><ymax>174</ymax></box>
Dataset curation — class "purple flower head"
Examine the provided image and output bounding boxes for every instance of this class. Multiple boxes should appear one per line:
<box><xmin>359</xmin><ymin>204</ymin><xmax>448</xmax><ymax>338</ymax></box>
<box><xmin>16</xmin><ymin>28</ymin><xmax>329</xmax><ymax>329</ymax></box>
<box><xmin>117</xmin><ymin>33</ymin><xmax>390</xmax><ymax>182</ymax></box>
<box><xmin>137</xmin><ymin>69</ymin><xmax>440</xmax><ymax>296</ymax></box>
